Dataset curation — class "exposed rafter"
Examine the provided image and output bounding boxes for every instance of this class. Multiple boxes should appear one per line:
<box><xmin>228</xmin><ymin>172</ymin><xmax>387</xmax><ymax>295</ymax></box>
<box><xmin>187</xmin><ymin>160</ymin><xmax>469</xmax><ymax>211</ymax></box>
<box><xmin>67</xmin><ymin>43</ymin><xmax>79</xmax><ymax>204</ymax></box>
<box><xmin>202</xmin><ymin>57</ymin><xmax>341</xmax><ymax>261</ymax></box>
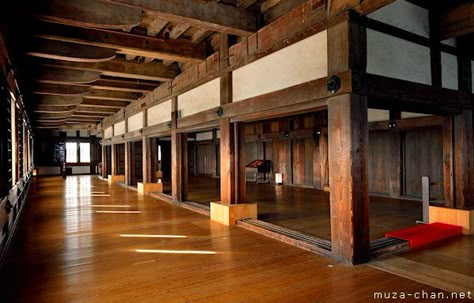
<box><xmin>35</xmin><ymin>67</ymin><xmax>101</xmax><ymax>84</ymax></box>
<box><xmin>33</xmin><ymin>83</ymin><xmax>90</xmax><ymax>96</ymax></box>
<box><xmin>34</xmin><ymin>0</ymin><xmax>143</xmax><ymax>30</ymax></box>
<box><xmin>439</xmin><ymin>2</ymin><xmax>474</xmax><ymax>40</ymax></box>
<box><xmin>103</xmin><ymin>0</ymin><xmax>258</xmax><ymax>36</ymax></box>
<box><xmin>36</xmin><ymin>22</ymin><xmax>206</xmax><ymax>63</ymax></box>
<box><xmin>28</xmin><ymin>40</ymin><xmax>116</xmax><ymax>63</ymax></box>
<box><xmin>41</xmin><ymin>58</ymin><xmax>178</xmax><ymax>82</ymax></box>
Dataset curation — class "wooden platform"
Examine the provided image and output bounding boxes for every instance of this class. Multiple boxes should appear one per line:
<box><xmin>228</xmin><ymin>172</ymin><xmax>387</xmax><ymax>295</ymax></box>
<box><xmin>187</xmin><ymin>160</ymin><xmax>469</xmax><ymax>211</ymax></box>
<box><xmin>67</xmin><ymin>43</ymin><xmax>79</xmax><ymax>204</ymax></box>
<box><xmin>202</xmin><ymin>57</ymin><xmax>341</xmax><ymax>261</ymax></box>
<box><xmin>0</xmin><ymin>176</ymin><xmax>448</xmax><ymax>302</ymax></box>
<box><xmin>187</xmin><ymin>176</ymin><xmax>422</xmax><ymax>240</ymax></box>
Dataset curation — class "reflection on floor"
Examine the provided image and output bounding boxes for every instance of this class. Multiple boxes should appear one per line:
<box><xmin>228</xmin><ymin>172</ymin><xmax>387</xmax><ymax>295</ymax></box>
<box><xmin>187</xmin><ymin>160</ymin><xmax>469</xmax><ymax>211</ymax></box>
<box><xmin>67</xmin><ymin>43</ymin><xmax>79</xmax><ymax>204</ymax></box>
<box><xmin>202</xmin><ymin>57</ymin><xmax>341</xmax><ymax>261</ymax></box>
<box><xmin>370</xmin><ymin>236</ymin><xmax>474</xmax><ymax>293</ymax></box>
<box><xmin>0</xmin><ymin>175</ymin><xmax>447</xmax><ymax>302</ymax></box>
<box><xmin>187</xmin><ymin>176</ymin><xmax>422</xmax><ymax>240</ymax></box>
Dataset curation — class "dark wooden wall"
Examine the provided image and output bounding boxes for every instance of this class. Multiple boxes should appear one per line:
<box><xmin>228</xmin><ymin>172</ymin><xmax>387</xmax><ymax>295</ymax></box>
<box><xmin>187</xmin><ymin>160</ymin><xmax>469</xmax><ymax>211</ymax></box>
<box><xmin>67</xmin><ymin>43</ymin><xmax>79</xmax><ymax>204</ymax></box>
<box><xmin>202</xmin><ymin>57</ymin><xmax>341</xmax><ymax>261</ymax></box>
<box><xmin>403</xmin><ymin>127</ymin><xmax>443</xmax><ymax>198</ymax></box>
<box><xmin>188</xmin><ymin>140</ymin><xmax>219</xmax><ymax>177</ymax></box>
<box><xmin>116</xmin><ymin>143</ymin><xmax>125</xmax><ymax>175</ymax></box>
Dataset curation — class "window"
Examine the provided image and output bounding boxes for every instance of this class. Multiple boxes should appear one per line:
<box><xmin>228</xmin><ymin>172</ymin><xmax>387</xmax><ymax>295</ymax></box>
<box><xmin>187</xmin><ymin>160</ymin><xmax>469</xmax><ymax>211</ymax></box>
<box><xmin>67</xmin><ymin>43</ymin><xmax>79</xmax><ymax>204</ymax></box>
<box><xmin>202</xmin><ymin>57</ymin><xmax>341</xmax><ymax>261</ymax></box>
<box><xmin>80</xmin><ymin>143</ymin><xmax>91</xmax><ymax>163</ymax></box>
<box><xmin>66</xmin><ymin>142</ymin><xmax>78</xmax><ymax>163</ymax></box>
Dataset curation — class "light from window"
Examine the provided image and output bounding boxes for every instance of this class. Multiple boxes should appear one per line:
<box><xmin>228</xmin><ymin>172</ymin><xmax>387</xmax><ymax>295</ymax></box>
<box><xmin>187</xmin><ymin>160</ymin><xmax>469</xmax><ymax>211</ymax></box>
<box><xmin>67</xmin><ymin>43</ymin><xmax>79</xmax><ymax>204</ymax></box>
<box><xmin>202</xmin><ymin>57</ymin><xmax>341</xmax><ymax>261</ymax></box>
<box><xmin>80</xmin><ymin>143</ymin><xmax>91</xmax><ymax>163</ymax></box>
<box><xmin>66</xmin><ymin>142</ymin><xmax>78</xmax><ymax>163</ymax></box>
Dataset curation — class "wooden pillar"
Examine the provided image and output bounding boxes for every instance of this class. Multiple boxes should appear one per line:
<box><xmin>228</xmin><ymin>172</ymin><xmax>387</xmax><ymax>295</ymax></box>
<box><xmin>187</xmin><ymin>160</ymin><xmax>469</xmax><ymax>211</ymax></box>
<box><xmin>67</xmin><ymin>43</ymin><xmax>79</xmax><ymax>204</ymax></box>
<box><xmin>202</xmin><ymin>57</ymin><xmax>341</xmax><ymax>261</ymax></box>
<box><xmin>319</xmin><ymin>129</ymin><xmax>329</xmax><ymax>189</ymax></box>
<box><xmin>328</xmin><ymin>94</ymin><xmax>370</xmax><ymax>265</ymax></box>
<box><xmin>101</xmin><ymin>144</ymin><xmax>107</xmax><ymax>178</ymax></box>
<box><xmin>125</xmin><ymin>142</ymin><xmax>131</xmax><ymax>185</ymax></box>
<box><xmin>443</xmin><ymin>116</ymin><xmax>455</xmax><ymax>207</ymax></box>
<box><xmin>142</xmin><ymin>137</ymin><xmax>151</xmax><ymax>183</ymax></box>
<box><xmin>150</xmin><ymin>137</ymin><xmax>157</xmax><ymax>182</ymax></box>
<box><xmin>111</xmin><ymin>144</ymin><xmax>117</xmax><ymax>175</ymax></box>
<box><xmin>171</xmin><ymin>97</ymin><xmax>187</xmax><ymax>201</ymax></box>
<box><xmin>235</xmin><ymin>122</ymin><xmax>246</xmax><ymax>203</ymax></box>
<box><xmin>220</xmin><ymin>117</ymin><xmax>235</xmax><ymax>205</ymax></box>
<box><xmin>388</xmin><ymin>110</ymin><xmax>401</xmax><ymax>197</ymax></box>
<box><xmin>453</xmin><ymin>110</ymin><xmax>474</xmax><ymax>209</ymax></box>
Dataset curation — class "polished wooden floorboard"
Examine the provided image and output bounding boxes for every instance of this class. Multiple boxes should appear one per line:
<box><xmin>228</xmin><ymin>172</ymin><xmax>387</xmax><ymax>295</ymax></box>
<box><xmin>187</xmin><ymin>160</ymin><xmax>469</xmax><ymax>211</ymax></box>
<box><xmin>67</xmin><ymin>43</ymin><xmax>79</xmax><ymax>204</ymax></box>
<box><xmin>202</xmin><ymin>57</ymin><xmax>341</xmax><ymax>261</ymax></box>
<box><xmin>0</xmin><ymin>176</ymin><xmax>446</xmax><ymax>302</ymax></box>
<box><xmin>186</xmin><ymin>176</ymin><xmax>421</xmax><ymax>240</ymax></box>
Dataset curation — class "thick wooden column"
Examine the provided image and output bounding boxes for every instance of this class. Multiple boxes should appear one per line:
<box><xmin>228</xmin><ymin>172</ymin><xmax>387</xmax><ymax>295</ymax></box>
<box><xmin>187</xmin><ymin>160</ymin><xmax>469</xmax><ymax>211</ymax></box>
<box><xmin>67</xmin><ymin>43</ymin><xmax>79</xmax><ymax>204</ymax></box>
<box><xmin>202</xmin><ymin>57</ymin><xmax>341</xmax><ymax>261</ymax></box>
<box><xmin>171</xmin><ymin>97</ymin><xmax>187</xmax><ymax>201</ymax></box>
<box><xmin>443</xmin><ymin>116</ymin><xmax>455</xmax><ymax>207</ymax></box>
<box><xmin>328</xmin><ymin>94</ymin><xmax>369</xmax><ymax>265</ymax></box>
<box><xmin>220</xmin><ymin>117</ymin><xmax>235</xmax><ymax>205</ymax></box>
<box><xmin>142</xmin><ymin>137</ymin><xmax>151</xmax><ymax>183</ymax></box>
<box><xmin>111</xmin><ymin>144</ymin><xmax>117</xmax><ymax>175</ymax></box>
<box><xmin>101</xmin><ymin>144</ymin><xmax>107</xmax><ymax>178</ymax></box>
<box><xmin>454</xmin><ymin>110</ymin><xmax>474</xmax><ymax>209</ymax></box>
<box><xmin>125</xmin><ymin>142</ymin><xmax>131</xmax><ymax>185</ymax></box>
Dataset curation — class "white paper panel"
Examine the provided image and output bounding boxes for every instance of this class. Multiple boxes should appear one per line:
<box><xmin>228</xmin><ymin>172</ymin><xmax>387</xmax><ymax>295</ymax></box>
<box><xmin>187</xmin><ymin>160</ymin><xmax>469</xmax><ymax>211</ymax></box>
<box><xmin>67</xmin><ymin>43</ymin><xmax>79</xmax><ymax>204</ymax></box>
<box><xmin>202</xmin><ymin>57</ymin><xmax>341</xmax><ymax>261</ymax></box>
<box><xmin>233</xmin><ymin>30</ymin><xmax>328</xmax><ymax>102</ymax></box>
<box><xmin>178</xmin><ymin>78</ymin><xmax>220</xmax><ymax>117</ymax></box>
<box><xmin>441</xmin><ymin>52</ymin><xmax>458</xmax><ymax>90</ymax></box>
<box><xmin>148</xmin><ymin>100</ymin><xmax>172</xmax><ymax>126</ymax></box>
<box><xmin>72</xmin><ymin>166</ymin><xmax>91</xmax><ymax>175</ymax></box>
<box><xmin>367</xmin><ymin>29</ymin><xmax>431</xmax><ymax>85</ymax></box>
<box><xmin>401</xmin><ymin>112</ymin><xmax>432</xmax><ymax>119</ymax></box>
<box><xmin>368</xmin><ymin>109</ymin><xmax>390</xmax><ymax>122</ymax></box>
<box><xmin>104</xmin><ymin>127</ymin><xmax>113</xmax><ymax>138</ymax></box>
<box><xmin>128</xmin><ymin>112</ymin><xmax>144</xmax><ymax>132</ymax></box>
<box><xmin>369</xmin><ymin>0</ymin><xmax>429</xmax><ymax>38</ymax></box>
<box><xmin>114</xmin><ymin>121</ymin><xmax>125</xmax><ymax>136</ymax></box>
<box><xmin>196</xmin><ymin>131</ymin><xmax>213</xmax><ymax>141</ymax></box>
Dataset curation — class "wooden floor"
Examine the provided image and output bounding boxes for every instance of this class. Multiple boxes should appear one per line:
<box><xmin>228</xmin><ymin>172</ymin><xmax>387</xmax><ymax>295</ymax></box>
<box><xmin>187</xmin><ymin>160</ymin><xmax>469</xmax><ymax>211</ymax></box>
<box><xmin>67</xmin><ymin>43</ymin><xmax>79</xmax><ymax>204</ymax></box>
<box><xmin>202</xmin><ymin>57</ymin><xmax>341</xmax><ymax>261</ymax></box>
<box><xmin>186</xmin><ymin>176</ymin><xmax>421</xmax><ymax>240</ymax></box>
<box><xmin>0</xmin><ymin>176</ymin><xmax>447</xmax><ymax>303</ymax></box>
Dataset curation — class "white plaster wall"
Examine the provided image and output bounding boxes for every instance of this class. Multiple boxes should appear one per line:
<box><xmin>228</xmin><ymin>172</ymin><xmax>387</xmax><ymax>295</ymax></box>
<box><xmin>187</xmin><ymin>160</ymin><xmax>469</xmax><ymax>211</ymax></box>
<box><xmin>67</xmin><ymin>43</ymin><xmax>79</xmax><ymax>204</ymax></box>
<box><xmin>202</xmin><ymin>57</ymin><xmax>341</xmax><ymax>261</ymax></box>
<box><xmin>79</xmin><ymin>130</ymin><xmax>90</xmax><ymax>137</ymax></box>
<box><xmin>38</xmin><ymin>166</ymin><xmax>61</xmax><ymax>175</ymax></box>
<box><xmin>369</xmin><ymin>0</ymin><xmax>429</xmax><ymax>38</ymax></box>
<box><xmin>368</xmin><ymin>109</ymin><xmax>390</xmax><ymax>122</ymax></box>
<box><xmin>128</xmin><ymin>112</ymin><xmax>144</xmax><ymax>132</ymax></box>
<box><xmin>148</xmin><ymin>100</ymin><xmax>172</xmax><ymax>126</ymax></box>
<box><xmin>401</xmin><ymin>112</ymin><xmax>432</xmax><ymax>119</ymax></box>
<box><xmin>441</xmin><ymin>38</ymin><xmax>457</xmax><ymax>47</ymax></box>
<box><xmin>178</xmin><ymin>78</ymin><xmax>220</xmax><ymax>117</ymax></box>
<box><xmin>104</xmin><ymin>127</ymin><xmax>113</xmax><ymax>138</ymax></box>
<box><xmin>441</xmin><ymin>52</ymin><xmax>458</xmax><ymax>90</ymax></box>
<box><xmin>232</xmin><ymin>30</ymin><xmax>328</xmax><ymax>102</ymax></box>
<box><xmin>367</xmin><ymin>29</ymin><xmax>431</xmax><ymax>85</ymax></box>
<box><xmin>196</xmin><ymin>131</ymin><xmax>213</xmax><ymax>141</ymax></box>
<box><xmin>114</xmin><ymin>121</ymin><xmax>125</xmax><ymax>136</ymax></box>
<box><xmin>72</xmin><ymin>166</ymin><xmax>91</xmax><ymax>175</ymax></box>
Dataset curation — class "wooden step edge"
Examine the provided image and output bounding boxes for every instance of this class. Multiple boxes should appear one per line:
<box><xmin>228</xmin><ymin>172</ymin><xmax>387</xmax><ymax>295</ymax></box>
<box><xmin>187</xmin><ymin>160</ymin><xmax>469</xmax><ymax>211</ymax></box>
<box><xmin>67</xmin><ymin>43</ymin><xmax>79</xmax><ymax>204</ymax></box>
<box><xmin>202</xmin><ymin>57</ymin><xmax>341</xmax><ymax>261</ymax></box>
<box><xmin>236</xmin><ymin>220</ymin><xmax>334</xmax><ymax>259</ymax></box>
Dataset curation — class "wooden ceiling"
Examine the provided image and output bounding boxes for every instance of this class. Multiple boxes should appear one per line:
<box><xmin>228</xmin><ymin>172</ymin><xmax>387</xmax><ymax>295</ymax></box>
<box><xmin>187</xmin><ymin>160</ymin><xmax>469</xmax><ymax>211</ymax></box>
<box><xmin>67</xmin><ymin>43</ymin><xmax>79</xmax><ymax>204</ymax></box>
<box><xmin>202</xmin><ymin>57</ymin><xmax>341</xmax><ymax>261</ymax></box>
<box><xmin>4</xmin><ymin>0</ymin><xmax>474</xmax><ymax>131</ymax></box>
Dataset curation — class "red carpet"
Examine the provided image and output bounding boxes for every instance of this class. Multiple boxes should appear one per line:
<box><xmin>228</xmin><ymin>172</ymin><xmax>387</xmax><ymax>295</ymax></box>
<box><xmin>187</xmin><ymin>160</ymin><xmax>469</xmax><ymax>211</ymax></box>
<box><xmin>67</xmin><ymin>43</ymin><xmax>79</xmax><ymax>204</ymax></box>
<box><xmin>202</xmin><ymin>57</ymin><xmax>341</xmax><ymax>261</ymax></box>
<box><xmin>385</xmin><ymin>223</ymin><xmax>462</xmax><ymax>249</ymax></box>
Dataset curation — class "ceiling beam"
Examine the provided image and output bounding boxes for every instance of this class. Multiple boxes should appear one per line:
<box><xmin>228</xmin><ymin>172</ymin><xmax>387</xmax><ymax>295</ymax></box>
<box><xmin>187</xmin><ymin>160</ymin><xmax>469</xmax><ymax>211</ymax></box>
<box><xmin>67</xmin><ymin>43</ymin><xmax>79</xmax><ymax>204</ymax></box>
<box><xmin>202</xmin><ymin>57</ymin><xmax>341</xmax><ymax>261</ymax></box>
<box><xmin>41</xmin><ymin>59</ymin><xmax>178</xmax><ymax>82</ymax></box>
<box><xmin>76</xmin><ymin>106</ymin><xmax>120</xmax><ymax>114</ymax></box>
<box><xmin>87</xmin><ymin>79</ymin><xmax>155</xmax><ymax>93</ymax></box>
<box><xmin>103</xmin><ymin>0</ymin><xmax>257</xmax><ymax>36</ymax></box>
<box><xmin>34</xmin><ymin>105</ymin><xmax>77</xmax><ymax>113</ymax></box>
<box><xmin>81</xmin><ymin>98</ymin><xmax>130</xmax><ymax>108</ymax></box>
<box><xmin>327</xmin><ymin>0</ymin><xmax>396</xmax><ymax>17</ymax></box>
<box><xmin>34</xmin><ymin>95</ymin><xmax>83</xmax><ymax>106</ymax></box>
<box><xmin>83</xmin><ymin>90</ymin><xmax>142</xmax><ymax>101</ymax></box>
<box><xmin>27</xmin><ymin>40</ymin><xmax>116</xmax><ymax>63</ymax></box>
<box><xmin>35</xmin><ymin>67</ymin><xmax>101</xmax><ymax>84</ymax></box>
<box><xmin>34</xmin><ymin>0</ymin><xmax>143</xmax><ymax>30</ymax></box>
<box><xmin>36</xmin><ymin>22</ymin><xmax>206</xmax><ymax>63</ymax></box>
<box><xmin>33</xmin><ymin>83</ymin><xmax>90</xmax><ymax>96</ymax></box>
<box><xmin>439</xmin><ymin>2</ymin><xmax>474</xmax><ymax>40</ymax></box>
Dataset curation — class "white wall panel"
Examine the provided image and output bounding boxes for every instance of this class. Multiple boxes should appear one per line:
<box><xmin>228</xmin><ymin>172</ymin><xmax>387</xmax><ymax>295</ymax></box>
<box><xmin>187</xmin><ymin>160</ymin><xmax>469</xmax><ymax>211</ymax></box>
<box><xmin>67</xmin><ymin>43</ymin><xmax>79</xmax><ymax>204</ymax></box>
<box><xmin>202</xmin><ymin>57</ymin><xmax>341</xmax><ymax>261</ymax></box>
<box><xmin>196</xmin><ymin>131</ymin><xmax>213</xmax><ymax>141</ymax></box>
<box><xmin>369</xmin><ymin>0</ymin><xmax>429</xmax><ymax>38</ymax></box>
<box><xmin>441</xmin><ymin>52</ymin><xmax>458</xmax><ymax>90</ymax></box>
<box><xmin>72</xmin><ymin>166</ymin><xmax>91</xmax><ymax>175</ymax></box>
<box><xmin>104</xmin><ymin>127</ymin><xmax>113</xmax><ymax>138</ymax></box>
<box><xmin>148</xmin><ymin>100</ymin><xmax>172</xmax><ymax>126</ymax></box>
<box><xmin>232</xmin><ymin>30</ymin><xmax>328</xmax><ymax>102</ymax></box>
<box><xmin>368</xmin><ymin>109</ymin><xmax>390</xmax><ymax>122</ymax></box>
<box><xmin>367</xmin><ymin>29</ymin><xmax>431</xmax><ymax>85</ymax></box>
<box><xmin>178</xmin><ymin>78</ymin><xmax>220</xmax><ymax>117</ymax></box>
<box><xmin>128</xmin><ymin>112</ymin><xmax>144</xmax><ymax>132</ymax></box>
<box><xmin>114</xmin><ymin>121</ymin><xmax>125</xmax><ymax>136</ymax></box>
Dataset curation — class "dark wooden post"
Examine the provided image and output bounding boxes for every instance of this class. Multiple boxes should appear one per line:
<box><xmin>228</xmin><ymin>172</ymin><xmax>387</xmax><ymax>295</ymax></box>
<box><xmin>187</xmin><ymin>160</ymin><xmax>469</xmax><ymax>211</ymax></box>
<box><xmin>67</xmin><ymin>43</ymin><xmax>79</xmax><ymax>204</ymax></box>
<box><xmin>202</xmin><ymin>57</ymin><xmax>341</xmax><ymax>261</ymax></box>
<box><xmin>328</xmin><ymin>93</ymin><xmax>370</xmax><ymax>264</ymax></box>
<box><xmin>101</xmin><ymin>144</ymin><xmax>107</xmax><ymax>178</ymax></box>
<box><xmin>142</xmin><ymin>137</ymin><xmax>151</xmax><ymax>183</ymax></box>
<box><xmin>443</xmin><ymin>116</ymin><xmax>455</xmax><ymax>207</ymax></box>
<box><xmin>125</xmin><ymin>142</ymin><xmax>131</xmax><ymax>185</ymax></box>
<box><xmin>327</xmin><ymin>14</ymin><xmax>369</xmax><ymax>264</ymax></box>
<box><xmin>171</xmin><ymin>97</ymin><xmax>187</xmax><ymax>201</ymax></box>
<box><xmin>220</xmin><ymin>117</ymin><xmax>235</xmax><ymax>205</ymax></box>
<box><xmin>111</xmin><ymin>144</ymin><xmax>117</xmax><ymax>175</ymax></box>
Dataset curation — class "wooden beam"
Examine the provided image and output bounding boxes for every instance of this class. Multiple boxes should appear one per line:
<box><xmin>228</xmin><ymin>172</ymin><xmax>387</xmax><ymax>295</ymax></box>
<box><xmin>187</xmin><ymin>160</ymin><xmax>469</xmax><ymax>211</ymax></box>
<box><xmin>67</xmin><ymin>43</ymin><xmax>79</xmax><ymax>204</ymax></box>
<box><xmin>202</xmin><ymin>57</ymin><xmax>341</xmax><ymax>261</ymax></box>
<box><xmin>220</xmin><ymin>117</ymin><xmax>235</xmax><ymax>204</ymax></box>
<box><xmin>41</xmin><ymin>59</ymin><xmax>178</xmax><ymax>82</ymax></box>
<box><xmin>36</xmin><ymin>22</ymin><xmax>206</xmax><ymax>63</ymax></box>
<box><xmin>82</xmin><ymin>90</ymin><xmax>142</xmax><ymax>101</ymax></box>
<box><xmin>35</xmin><ymin>67</ymin><xmax>101</xmax><ymax>84</ymax></box>
<box><xmin>81</xmin><ymin>98</ymin><xmax>130</xmax><ymax>108</ymax></box>
<box><xmin>147</xmin><ymin>18</ymin><xmax>168</xmax><ymax>36</ymax></box>
<box><xmin>327</xmin><ymin>0</ymin><xmax>396</xmax><ymax>17</ymax></box>
<box><xmin>34</xmin><ymin>95</ymin><xmax>83</xmax><ymax>106</ymax></box>
<box><xmin>104</xmin><ymin>0</ymin><xmax>258</xmax><ymax>36</ymax></box>
<box><xmin>28</xmin><ymin>40</ymin><xmax>116</xmax><ymax>63</ymax></box>
<box><xmin>35</xmin><ymin>0</ymin><xmax>143</xmax><ymax>30</ymax></box>
<box><xmin>328</xmin><ymin>94</ymin><xmax>369</xmax><ymax>265</ymax></box>
<box><xmin>34</xmin><ymin>105</ymin><xmax>77</xmax><ymax>113</ymax></box>
<box><xmin>76</xmin><ymin>106</ymin><xmax>119</xmax><ymax>114</ymax></box>
<box><xmin>169</xmin><ymin>24</ymin><xmax>191</xmax><ymax>39</ymax></box>
<box><xmin>443</xmin><ymin>116</ymin><xmax>455</xmax><ymax>208</ymax></box>
<box><xmin>33</xmin><ymin>83</ymin><xmax>90</xmax><ymax>96</ymax></box>
<box><xmin>439</xmin><ymin>2</ymin><xmax>474</xmax><ymax>40</ymax></box>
